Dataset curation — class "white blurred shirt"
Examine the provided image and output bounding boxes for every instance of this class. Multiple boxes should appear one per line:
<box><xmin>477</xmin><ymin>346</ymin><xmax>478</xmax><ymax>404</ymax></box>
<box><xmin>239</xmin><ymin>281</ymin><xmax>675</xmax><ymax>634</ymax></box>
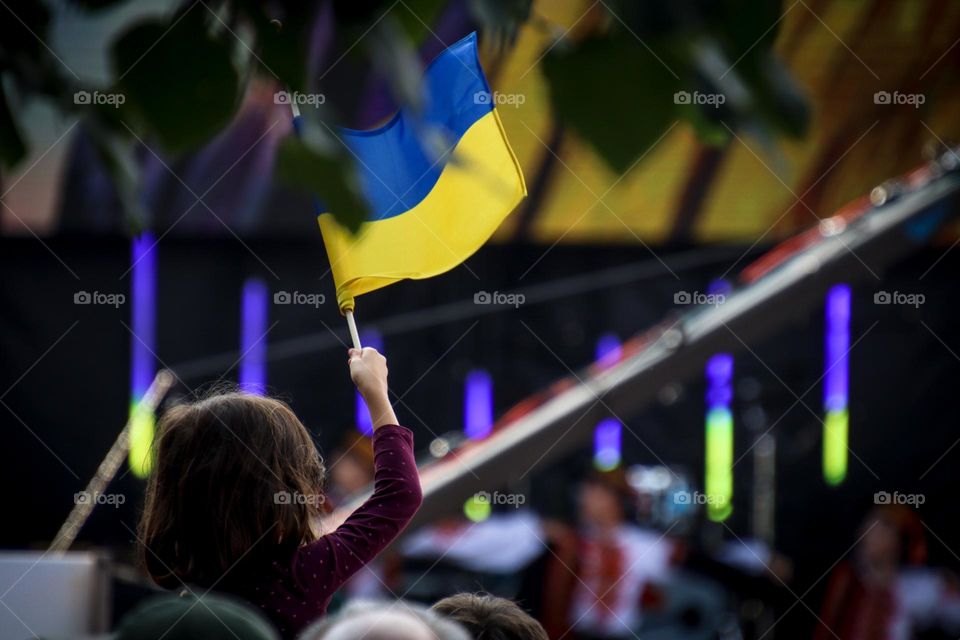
<box><xmin>570</xmin><ymin>525</ymin><xmax>674</xmax><ymax>638</ymax></box>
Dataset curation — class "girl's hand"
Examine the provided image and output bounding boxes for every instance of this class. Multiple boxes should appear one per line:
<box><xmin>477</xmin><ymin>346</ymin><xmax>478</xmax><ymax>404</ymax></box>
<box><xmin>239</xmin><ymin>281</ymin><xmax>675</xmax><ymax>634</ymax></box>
<box><xmin>348</xmin><ymin>348</ymin><xmax>388</xmax><ymax>399</ymax></box>
<box><xmin>348</xmin><ymin>348</ymin><xmax>398</xmax><ymax>429</ymax></box>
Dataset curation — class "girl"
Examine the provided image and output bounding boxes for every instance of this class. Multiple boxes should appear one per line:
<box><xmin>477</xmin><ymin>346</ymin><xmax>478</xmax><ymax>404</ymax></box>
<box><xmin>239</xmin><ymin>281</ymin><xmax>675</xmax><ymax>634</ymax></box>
<box><xmin>138</xmin><ymin>348</ymin><xmax>422</xmax><ymax>638</ymax></box>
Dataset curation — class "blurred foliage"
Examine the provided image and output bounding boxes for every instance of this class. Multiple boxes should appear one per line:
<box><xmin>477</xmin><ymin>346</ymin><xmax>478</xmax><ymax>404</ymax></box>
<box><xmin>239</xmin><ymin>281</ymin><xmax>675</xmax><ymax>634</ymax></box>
<box><xmin>275</xmin><ymin>116</ymin><xmax>369</xmax><ymax>231</ymax></box>
<box><xmin>111</xmin><ymin>10</ymin><xmax>241</xmax><ymax>154</ymax></box>
<box><xmin>544</xmin><ymin>0</ymin><xmax>808</xmax><ymax>171</ymax></box>
<box><xmin>0</xmin><ymin>0</ymin><xmax>806</xmax><ymax>233</ymax></box>
<box><xmin>0</xmin><ymin>82</ymin><xmax>27</xmax><ymax>168</ymax></box>
<box><xmin>469</xmin><ymin>0</ymin><xmax>532</xmax><ymax>48</ymax></box>
<box><xmin>543</xmin><ymin>34</ymin><xmax>679</xmax><ymax>173</ymax></box>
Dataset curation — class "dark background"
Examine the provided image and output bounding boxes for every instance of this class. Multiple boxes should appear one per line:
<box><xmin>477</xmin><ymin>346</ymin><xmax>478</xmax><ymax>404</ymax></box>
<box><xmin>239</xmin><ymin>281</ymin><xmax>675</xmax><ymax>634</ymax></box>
<box><xmin>0</xmin><ymin>237</ymin><xmax>960</xmax><ymax>544</ymax></box>
<box><xmin>1</xmin><ymin>236</ymin><xmax>958</xmax><ymax>632</ymax></box>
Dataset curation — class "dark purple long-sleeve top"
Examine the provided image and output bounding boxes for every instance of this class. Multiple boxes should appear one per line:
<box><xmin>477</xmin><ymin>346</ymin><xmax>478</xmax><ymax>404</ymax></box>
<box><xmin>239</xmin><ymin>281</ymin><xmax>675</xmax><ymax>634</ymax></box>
<box><xmin>220</xmin><ymin>424</ymin><xmax>422</xmax><ymax>637</ymax></box>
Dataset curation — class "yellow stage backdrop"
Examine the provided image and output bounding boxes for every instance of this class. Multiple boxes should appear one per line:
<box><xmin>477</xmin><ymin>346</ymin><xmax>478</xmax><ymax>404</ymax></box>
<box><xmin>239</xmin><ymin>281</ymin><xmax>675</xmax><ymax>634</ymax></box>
<box><xmin>486</xmin><ymin>0</ymin><xmax>960</xmax><ymax>244</ymax></box>
<box><xmin>3</xmin><ymin>0</ymin><xmax>958</xmax><ymax>244</ymax></box>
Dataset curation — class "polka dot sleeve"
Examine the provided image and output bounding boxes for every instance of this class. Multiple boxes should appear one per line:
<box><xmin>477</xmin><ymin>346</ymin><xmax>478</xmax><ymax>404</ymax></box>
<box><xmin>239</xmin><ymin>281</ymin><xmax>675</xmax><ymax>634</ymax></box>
<box><xmin>294</xmin><ymin>424</ymin><xmax>422</xmax><ymax>596</ymax></box>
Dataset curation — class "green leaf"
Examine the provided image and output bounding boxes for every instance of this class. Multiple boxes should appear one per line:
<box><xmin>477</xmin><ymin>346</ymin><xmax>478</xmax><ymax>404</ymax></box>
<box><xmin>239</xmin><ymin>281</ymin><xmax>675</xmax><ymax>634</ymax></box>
<box><xmin>601</xmin><ymin>0</ymin><xmax>684</xmax><ymax>39</ymax></box>
<box><xmin>0</xmin><ymin>1</ymin><xmax>50</xmax><ymax>62</ymax></box>
<box><xmin>0</xmin><ymin>81</ymin><xmax>26</xmax><ymax>169</ymax></box>
<box><xmin>328</xmin><ymin>0</ymin><xmax>446</xmax><ymax>46</ymax></box>
<box><xmin>111</xmin><ymin>12</ymin><xmax>241</xmax><ymax>155</ymax></box>
<box><xmin>543</xmin><ymin>34</ymin><xmax>681</xmax><ymax>173</ymax></box>
<box><xmin>84</xmin><ymin>113</ymin><xmax>148</xmax><ymax>231</ymax></box>
<box><xmin>393</xmin><ymin>0</ymin><xmax>447</xmax><ymax>45</ymax></box>
<box><xmin>366</xmin><ymin>18</ymin><xmax>425</xmax><ymax>114</ymax></box>
<box><xmin>330</xmin><ymin>0</ymin><xmax>392</xmax><ymax>25</ymax></box>
<box><xmin>681</xmin><ymin>102</ymin><xmax>733</xmax><ymax>147</ymax></box>
<box><xmin>245</xmin><ymin>3</ymin><xmax>311</xmax><ymax>92</ymax></box>
<box><xmin>738</xmin><ymin>51</ymin><xmax>809</xmax><ymax>138</ymax></box>
<box><xmin>468</xmin><ymin>0</ymin><xmax>533</xmax><ymax>48</ymax></box>
<box><xmin>275</xmin><ymin>118</ymin><xmax>368</xmax><ymax>233</ymax></box>
<box><xmin>66</xmin><ymin>0</ymin><xmax>127</xmax><ymax>12</ymax></box>
<box><xmin>712</xmin><ymin>0</ymin><xmax>785</xmax><ymax>59</ymax></box>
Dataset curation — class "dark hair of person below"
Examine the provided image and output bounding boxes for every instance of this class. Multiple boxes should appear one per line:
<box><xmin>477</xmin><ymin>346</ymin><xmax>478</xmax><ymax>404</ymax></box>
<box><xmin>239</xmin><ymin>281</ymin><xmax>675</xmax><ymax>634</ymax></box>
<box><xmin>432</xmin><ymin>593</ymin><xmax>549</xmax><ymax>640</ymax></box>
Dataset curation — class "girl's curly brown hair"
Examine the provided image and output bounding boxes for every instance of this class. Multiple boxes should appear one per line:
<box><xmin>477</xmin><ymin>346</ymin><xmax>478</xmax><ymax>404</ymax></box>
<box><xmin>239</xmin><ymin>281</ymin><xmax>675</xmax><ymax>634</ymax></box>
<box><xmin>137</xmin><ymin>392</ymin><xmax>326</xmax><ymax>589</ymax></box>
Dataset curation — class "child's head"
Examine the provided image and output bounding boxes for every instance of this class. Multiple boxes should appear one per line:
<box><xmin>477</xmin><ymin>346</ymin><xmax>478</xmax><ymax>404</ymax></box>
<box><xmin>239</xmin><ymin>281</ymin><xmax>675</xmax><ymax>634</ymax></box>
<box><xmin>138</xmin><ymin>392</ymin><xmax>326</xmax><ymax>588</ymax></box>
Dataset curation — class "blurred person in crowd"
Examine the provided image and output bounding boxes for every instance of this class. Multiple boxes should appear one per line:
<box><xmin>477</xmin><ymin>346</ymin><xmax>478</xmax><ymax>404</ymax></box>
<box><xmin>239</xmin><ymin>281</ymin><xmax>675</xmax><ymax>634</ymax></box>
<box><xmin>814</xmin><ymin>504</ymin><xmax>960</xmax><ymax>640</ymax></box>
<box><xmin>541</xmin><ymin>469</ymin><xmax>675</xmax><ymax>639</ymax></box>
<box><xmin>115</xmin><ymin>593</ymin><xmax>279</xmax><ymax>640</ymax></box>
<box><xmin>432</xmin><ymin>592</ymin><xmax>548</xmax><ymax>640</ymax></box>
<box><xmin>138</xmin><ymin>349</ymin><xmax>423</xmax><ymax>638</ymax></box>
<box><xmin>300</xmin><ymin>599</ymin><xmax>470</xmax><ymax>640</ymax></box>
<box><xmin>326</xmin><ymin>431</ymin><xmax>376</xmax><ymax>504</ymax></box>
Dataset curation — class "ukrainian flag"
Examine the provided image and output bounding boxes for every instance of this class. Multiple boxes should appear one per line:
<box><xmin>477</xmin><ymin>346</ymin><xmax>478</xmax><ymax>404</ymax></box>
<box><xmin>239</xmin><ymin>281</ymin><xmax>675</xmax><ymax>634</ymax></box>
<box><xmin>308</xmin><ymin>32</ymin><xmax>526</xmax><ymax>312</ymax></box>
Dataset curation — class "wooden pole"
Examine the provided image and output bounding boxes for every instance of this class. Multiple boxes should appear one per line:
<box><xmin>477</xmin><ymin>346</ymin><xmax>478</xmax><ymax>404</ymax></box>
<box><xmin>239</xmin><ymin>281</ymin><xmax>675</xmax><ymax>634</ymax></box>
<box><xmin>345</xmin><ymin>310</ymin><xmax>362</xmax><ymax>350</ymax></box>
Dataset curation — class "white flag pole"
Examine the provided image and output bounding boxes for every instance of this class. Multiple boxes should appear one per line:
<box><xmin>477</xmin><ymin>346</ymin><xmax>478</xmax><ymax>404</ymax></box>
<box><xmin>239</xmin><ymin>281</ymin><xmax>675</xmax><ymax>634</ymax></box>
<box><xmin>285</xmin><ymin>92</ymin><xmax>363</xmax><ymax>351</ymax></box>
<box><xmin>345</xmin><ymin>310</ymin><xmax>362</xmax><ymax>350</ymax></box>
